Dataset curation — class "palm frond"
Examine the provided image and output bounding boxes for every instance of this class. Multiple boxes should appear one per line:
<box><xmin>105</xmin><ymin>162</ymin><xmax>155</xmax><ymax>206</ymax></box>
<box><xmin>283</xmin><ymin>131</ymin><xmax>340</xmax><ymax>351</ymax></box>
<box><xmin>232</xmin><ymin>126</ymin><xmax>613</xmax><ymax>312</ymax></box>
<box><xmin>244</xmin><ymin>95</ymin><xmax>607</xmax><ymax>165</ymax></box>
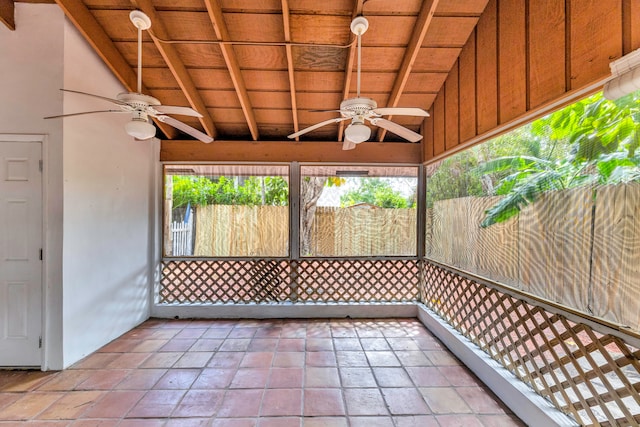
<box><xmin>481</xmin><ymin>170</ymin><xmax>565</xmax><ymax>227</ymax></box>
<box><xmin>474</xmin><ymin>156</ymin><xmax>552</xmax><ymax>175</ymax></box>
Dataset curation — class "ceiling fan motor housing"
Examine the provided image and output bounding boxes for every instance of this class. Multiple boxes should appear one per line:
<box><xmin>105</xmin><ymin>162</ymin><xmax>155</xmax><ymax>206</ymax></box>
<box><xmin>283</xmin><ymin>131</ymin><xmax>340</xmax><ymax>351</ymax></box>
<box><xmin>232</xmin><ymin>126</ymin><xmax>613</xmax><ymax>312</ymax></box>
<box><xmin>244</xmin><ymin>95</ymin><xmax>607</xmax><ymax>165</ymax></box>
<box><xmin>340</xmin><ymin>97</ymin><xmax>378</xmax><ymax>117</ymax></box>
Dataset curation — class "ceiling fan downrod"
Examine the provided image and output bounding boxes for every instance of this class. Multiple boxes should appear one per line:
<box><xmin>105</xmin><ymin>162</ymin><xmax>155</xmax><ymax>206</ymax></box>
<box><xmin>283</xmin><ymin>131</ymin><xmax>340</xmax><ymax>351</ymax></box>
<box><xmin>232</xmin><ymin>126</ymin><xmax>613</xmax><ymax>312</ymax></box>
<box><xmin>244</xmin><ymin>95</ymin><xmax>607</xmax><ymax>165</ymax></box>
<box><xmin>350</xmin><ymin>16</ymin><xmax>369</xmax><ymax>98</ymax></box>
<box><xmin>129</xmin><ymin>10</ymin><xmax>152</xmax><ymax>94</ymax></box>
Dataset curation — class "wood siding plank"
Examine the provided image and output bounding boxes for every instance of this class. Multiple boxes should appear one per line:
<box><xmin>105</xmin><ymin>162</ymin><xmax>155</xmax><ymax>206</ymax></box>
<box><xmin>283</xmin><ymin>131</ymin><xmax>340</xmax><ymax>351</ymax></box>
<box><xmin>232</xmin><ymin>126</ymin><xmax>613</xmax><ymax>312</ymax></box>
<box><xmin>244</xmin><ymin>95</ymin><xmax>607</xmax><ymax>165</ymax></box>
<box><xmin>528</xmin><ymin>0</ymin><xmax>566</xmax><ymax>109</ymax></box>
<box><xmin>445</xmin><ymin>62</ymin><xmax>459</xmax><ymax>150</ymax></box>
<box><xmin>432</xmin><ymin>92</ymin><xmax>446</xmax><ymax>156</ymax></box>
<box><xmin>475</xmin><ymin>0</ymin><xmax>497</xmax><ymax>134</ymax></box>
<box><xmin>458</xmin><ymin>31</ymin><xmax>476</xmax><ymax>142</ymax></box>
<box><xmin>423</xmin><ymin>106</ymin><xmax>435</xmax><ymax>162</ymax></box>
<box><xmin>497</xmin><ymin>0</ymin><xmax>526</xmax><ymax>124</ymax></box>
<box><xmin>623</xmin><ymin>0</ymin><xmax>640</xmax><ymax>53</ymax></box>
<box><xmin>568</xmin><ymin>0</ymin><xmax>622</xmax><ymax>89</ymax></box>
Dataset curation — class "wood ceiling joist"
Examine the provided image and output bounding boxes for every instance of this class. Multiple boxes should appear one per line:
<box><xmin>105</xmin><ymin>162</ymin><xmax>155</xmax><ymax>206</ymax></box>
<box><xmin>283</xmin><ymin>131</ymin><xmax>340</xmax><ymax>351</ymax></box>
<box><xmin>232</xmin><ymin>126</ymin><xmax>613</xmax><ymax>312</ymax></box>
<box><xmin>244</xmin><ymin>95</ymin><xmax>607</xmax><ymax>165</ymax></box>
<box><xmin>281</xmin><ymin>0</ymin><xmax>299</xmax><ymax>140</ymax></box>
<box><xmin>54</xmin><ymin>0</ymin><xmax>177</xmax><ymax>139</ymax></box>
<box><xmin>377</xmin><ymin>0</ymin><xmax>439</xmax><ymax>142</ymax></box>
<box><xmin>337</xmin><ymin>0</ymin><xmax>364</xmax><ymax>142</ymax></box>
<box><xmin>0</xmin><ymin>0</ymin><xmax>15</xmax><ymax>30</ymax></box>
<box><xmin>131</xmin><ymin>0</ymin><xmax>217</xmax><ymax>140</ymax></box>
<box><xmin>204</xmin><ymin>0</ymin><xmax>259</xmax><ymax>140</ymax></box>
<box><xmin>161</xmin><ymin>140</ymin><xmax>421</xmax><ymax>164</ymax></box>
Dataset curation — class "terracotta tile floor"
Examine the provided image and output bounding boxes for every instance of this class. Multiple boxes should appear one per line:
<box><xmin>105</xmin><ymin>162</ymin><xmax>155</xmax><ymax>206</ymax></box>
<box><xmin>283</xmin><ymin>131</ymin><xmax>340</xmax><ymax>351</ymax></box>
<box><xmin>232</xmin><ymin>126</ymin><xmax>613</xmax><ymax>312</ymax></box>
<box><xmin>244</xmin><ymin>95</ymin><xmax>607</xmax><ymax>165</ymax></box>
<box><xmin>0</xmin><ymin>318</ymin><xmax>526</xmax><ymax>426</ymax></box>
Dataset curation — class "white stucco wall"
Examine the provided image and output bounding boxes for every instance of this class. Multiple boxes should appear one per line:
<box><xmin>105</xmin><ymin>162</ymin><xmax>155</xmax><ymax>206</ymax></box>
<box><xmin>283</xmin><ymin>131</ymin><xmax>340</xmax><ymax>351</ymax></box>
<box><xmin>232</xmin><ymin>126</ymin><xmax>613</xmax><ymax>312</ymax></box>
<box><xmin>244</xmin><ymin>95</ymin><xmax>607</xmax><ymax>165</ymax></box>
<box><xmin>1</xmin><ymin>3</ymin><xmax>157</xmax><ymax>369</ymax></box>
<box><xmin>0</xmin><ymin>3</ymin><xmax>65</xmax><ymax>370</ymax></box>
<box><xmin>61</xmin><ymin>18</ymin><xmax>156</xmax><ymax>367</ymax></box>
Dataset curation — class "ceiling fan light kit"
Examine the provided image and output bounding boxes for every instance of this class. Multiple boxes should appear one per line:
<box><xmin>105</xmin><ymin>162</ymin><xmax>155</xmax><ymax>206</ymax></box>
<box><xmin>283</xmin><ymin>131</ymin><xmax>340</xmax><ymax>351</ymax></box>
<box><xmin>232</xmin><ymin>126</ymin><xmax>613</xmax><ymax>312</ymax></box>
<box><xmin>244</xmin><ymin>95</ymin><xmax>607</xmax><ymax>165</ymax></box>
<box><xmin>43</xmin><ymin>10</ymin><xmax>213</xmax><ymax>143</ymax></box>
<box><xmin>288</xmin><ymin>16</ymin><xmax>430</xmax><ymax>150</ymax></box>
<box><xmin>344</xmin><ymin>122</ymin><xmax>371</xmax><ymax>144</ymax></box>
<box><xmin>125</xmin><ymin>118</ymin><xmax>156</xmax><ymax>140</ymax></box>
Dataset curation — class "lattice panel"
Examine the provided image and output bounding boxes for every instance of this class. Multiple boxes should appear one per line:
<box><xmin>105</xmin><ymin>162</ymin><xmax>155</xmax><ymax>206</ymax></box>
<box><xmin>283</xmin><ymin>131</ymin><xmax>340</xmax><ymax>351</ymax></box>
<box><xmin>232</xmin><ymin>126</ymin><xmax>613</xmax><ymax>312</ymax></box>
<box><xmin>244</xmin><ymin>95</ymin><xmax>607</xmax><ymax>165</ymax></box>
<box><xmin>160</xmin><ymin>259</ymin><xmax>419</xmax><ymax>304</ymax></box>
<box><xmin>295</xmin><ymin>259</ymin><xmax>419</xmax><ymax>302</ymax></box>
<box><xmin>160</xmin><ymin>260</ymin><xmax>292</xmax><ymax>303</ymax></box>
<box><xmin>421</xmin><ymin>260</ymin><xmax>640</xmax><ymax>427</ymax></box>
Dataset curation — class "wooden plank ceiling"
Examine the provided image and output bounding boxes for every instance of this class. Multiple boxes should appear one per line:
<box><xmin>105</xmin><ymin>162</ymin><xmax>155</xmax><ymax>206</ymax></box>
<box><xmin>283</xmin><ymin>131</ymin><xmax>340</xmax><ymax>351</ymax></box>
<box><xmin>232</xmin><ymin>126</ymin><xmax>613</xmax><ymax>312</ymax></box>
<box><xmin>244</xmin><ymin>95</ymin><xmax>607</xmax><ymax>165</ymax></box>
<box><xmin>7</xmin><ymin>1</ymin><xmax>636</xmax><ymax>162</ymax></box>
<box><xmin>51</xmin><ymin>0</ymin><xmax>489</xmax><ymax>147</ymax></box>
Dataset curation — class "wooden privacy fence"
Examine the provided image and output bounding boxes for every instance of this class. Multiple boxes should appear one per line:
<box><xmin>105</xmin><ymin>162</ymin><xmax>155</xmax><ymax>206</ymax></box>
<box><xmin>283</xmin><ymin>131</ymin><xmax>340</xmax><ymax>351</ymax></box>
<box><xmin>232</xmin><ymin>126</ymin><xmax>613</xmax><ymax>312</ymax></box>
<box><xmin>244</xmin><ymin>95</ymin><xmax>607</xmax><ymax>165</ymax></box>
<box><xmin>194</xmin><ymin>205</ymin><xmax>289</xmax><ymax>257</ymax></box>
<box><xmin>193</xmin><ymin>205</ymin><xmax>417</xmax><ymax>257</ymax></box>
<box><xmin>312</xmin><ymin>206</ymin><xmax>416</xmax><ymax>256</ymax></box>
<box><xmin>170</xmin><ymin>212</ymin><xmax>193</xmax><ymax>256</ymax></box>
<box><xmin>427</xmin><ymin>183</ymin><xmax>640</xmax><ymax>332</ymax></box>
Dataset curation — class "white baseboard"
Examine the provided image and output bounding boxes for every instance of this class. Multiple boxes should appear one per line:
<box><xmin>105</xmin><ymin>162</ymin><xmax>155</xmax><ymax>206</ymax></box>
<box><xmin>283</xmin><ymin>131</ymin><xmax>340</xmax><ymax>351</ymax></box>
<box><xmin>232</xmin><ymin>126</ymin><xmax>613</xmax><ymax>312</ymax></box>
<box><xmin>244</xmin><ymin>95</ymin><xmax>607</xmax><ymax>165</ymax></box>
<box><xmin>152</xmin><ymin>302</ymin><xmax>418</xmax><ymax>319</ymax></box>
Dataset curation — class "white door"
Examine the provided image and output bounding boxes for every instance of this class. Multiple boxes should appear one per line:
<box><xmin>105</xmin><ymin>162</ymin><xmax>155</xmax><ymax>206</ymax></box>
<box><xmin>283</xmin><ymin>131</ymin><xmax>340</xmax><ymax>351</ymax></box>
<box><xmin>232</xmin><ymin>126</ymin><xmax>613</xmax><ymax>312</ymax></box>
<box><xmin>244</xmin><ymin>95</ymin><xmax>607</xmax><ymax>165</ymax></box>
<box><xmin>0</xmin><ymin>140</ymin><xmax>42</xmax><ymax>367</ymax></box>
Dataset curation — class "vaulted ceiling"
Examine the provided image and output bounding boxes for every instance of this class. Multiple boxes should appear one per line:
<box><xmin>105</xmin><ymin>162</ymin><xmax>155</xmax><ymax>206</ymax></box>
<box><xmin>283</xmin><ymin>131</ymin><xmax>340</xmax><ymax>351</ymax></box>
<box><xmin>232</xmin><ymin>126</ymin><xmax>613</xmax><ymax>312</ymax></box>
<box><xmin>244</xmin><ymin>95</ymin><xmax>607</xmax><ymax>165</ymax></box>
<box><xmin>5</xmin><ymin>1</ymin><xmax>639</xmax><ymax>163</ymax></box>
<box><xmin>50</xmin><ymin>0</ymin><xmax>489</xmax><ymax>145</ymax></box>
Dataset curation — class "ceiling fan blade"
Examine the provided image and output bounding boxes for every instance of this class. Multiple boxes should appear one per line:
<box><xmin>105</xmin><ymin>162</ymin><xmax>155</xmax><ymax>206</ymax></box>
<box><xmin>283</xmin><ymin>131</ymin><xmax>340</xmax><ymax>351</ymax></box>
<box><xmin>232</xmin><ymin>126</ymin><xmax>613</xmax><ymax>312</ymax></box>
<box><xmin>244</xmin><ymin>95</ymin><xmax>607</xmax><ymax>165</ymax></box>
<box><xmin>153</xmin><ymin>105</ymin><xmax>203</xmax><ymax>118</ymax></box>
<box><xmin>157</xmin><ymin>115</ymin><xmax>213</xmax><ymax>143</ymax></box>
<box><xmin>373</xmin><ymin>107</ymin><xmax>430</xmax><ymax>117</ymax></box>
<box><xmin>369</xmin><ymin>118</ymin><xmax>423</xmax><ymax>142</ymax></box>
<box><xmin>44</xmin><ymin>110</ymin><xmax>125</xmax><ymax>119</ymax></box>
<box><xmin>60</xmin><ymin>89</ymin><xmax>129</xmax><ymax>106</ymax></box>
<box><xmin>288</xmin><ymin>117</ymin><xmax>350</xmax><ymax>139</ymax></box>
<box><xmin>342</xmin><ymin>138</ymin><xmax>357</xmax><ymax>151</ymax></box>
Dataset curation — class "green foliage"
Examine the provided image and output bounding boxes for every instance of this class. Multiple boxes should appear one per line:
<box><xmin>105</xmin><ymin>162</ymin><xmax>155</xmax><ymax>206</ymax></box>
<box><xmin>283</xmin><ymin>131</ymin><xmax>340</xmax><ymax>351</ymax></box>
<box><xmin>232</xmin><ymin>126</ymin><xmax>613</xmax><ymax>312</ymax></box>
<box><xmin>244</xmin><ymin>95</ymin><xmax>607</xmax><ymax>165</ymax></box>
<box><xmin>340</xmin><ymin>178</ymin><xmax>413</xmax><ymax>208</ymax></box>
<box><xmin>425</xmin><ymin>91</ymin><xmax>640</xmax><ymax>227</ymax></box>
<box><xmin>426</xmin><ymin>151</ymin><xmax>483</xmax><ymax>208</ymax></box>
<box><xmin>477</xmin><ymin>91</ymin><xmax>640</xmax><ymax>227</ymax></box>
<box><xmin>479</xmin><ymin>165</ymin><xmax>575</xmax><ymax>227</ymax></box>
<box><xmin>534</xmin><ymin>92</ymin><xmax>640</xmax><ymax>161</ymax></box>
<box><xmin>171</xmin><ymin>175</ymin><xmax>289</xmax><ymax>208</ymax></box>
<box><xmin>425</xmin><ymin>128</ymin><xmax>551</xmax><ymax>208</ymax></box>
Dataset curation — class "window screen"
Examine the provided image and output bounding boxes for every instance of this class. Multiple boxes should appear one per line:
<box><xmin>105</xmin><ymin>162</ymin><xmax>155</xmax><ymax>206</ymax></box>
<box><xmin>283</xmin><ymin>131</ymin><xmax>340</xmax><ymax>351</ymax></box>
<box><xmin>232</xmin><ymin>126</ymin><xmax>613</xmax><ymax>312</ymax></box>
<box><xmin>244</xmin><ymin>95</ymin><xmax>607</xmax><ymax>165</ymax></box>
<box><xmin>426</xmin><ymin>91</ymin><xmax>640</xmax><ymax>332</ymax></box>
<box><xmin>164</xmin><ymin>164</ymin><xmax>289</xmax><ymax>257</ymax></box>
<box><xmin>301</xmin><ymin>165</ymin><xmax>418</xmax><ymax>257</ymax></box>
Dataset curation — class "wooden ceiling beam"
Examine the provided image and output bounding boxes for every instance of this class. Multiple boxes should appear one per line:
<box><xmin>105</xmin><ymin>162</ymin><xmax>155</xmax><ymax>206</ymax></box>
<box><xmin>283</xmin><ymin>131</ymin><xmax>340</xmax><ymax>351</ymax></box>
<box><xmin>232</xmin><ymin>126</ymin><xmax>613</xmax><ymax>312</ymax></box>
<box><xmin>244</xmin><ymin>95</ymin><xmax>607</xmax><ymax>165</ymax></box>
<box><xmin>0</xmin><ymin>0</ymin><xmax>15</xmax><ymax>30</ymax></box>
<box><xmin>281</xmin><ymin>0</ymin><xmax>299</xmax><ymax>141</ymax></box>
<box><xmin>204</xmin><ymin>0</ymin><xmax>259</xmax><ymax>141</ymax></box>
<box><xmin>377</xmin><ymin>0</ymin><xmax>439</xmax><ymax>142</ymax></box>
<box><xmin>54</xmin><ymin>0</ymin><xmax>177</xmax><ymax>139</ymax></box>
<box><xmin>337</xmin><ymin>0</ymin><xmax>365</xmax><ymax>142</ymax></box>
<box><xmin>132</xmin><ymin>0</ymin><xmax>217</xmax><ymax>140</ymax></box>
<box><xmin>161</xmin><ymin>140</ymin><xmax>421</xmax><ymax>164</ymax></box>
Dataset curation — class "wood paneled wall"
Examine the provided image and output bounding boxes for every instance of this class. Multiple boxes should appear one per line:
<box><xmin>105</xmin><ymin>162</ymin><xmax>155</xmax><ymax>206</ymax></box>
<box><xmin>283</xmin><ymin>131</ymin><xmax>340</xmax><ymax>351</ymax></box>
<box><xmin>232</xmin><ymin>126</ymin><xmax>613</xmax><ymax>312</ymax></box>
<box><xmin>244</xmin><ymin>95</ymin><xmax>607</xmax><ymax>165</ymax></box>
<box><xmin>424</xmin><ymin>0</ymin><xmax>640</xmax><ymax>162</ymax></box>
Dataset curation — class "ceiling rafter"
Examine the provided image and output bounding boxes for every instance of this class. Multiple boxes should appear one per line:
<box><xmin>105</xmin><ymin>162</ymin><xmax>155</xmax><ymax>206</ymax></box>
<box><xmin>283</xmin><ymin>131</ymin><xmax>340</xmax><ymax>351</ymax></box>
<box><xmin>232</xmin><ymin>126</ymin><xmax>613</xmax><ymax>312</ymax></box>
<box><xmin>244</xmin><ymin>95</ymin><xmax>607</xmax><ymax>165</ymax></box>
<box><xmin>204</xmin><ymin>0</ymin><xmax>259</xmax><ymax>141</ymax></box>
<box><xmin>281</xmin><ymin>0</ymin><xmax>299</xmax><ymax>141</ymax></box>
<box><xmin>337</xmin><ymin>0</ymin><xmax>365</xmax><ymax>142</ymax></box>
<box><xmin>54</xmin><ymin>0</ymin><xmax>177</xmax><ymax>139</ymax></box>
<box><xmin>132</xmin><ymin>0</ymin><xmax>217</xmax><ymax>140</ymax></box>
<box><xmin>376</xmin><ymin>0</ymin><xmax>439</xmax><ymax>142</ymax></box>
<box><xmin>0</xmin><ymin>0</ymin><xmax>15</xmax><ymax>30</ymax></box>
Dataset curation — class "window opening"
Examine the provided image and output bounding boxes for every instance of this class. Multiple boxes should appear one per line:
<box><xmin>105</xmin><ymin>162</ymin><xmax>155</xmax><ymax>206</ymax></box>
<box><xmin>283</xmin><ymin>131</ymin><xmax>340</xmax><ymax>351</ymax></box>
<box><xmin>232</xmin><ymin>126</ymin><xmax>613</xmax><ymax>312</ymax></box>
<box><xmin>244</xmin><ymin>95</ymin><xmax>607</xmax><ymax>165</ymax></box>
<box><xmin>164</xmin><ymin>164</ymin><xmax>290</xmax><ymax>257</ymax></box>
<box><xmin>300</xmin><ymin>165</ymin><xmax>418</xmax><ymax>257</ymax></box>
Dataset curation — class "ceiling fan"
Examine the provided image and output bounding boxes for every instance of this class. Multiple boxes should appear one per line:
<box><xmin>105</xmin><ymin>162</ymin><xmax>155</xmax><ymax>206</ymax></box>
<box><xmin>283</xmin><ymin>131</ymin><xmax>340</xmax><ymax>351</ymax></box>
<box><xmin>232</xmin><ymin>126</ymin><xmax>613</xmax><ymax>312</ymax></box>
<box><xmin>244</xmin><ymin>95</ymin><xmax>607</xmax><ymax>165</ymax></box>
<box><xmin>288</xmin><ymin>16</ymin><xmax>429</xmax><ymax>150</ymax></box>
<box><xmin>45</xmin><ymin>11</ymin><xmax>213</xmax><ymax>143</ymax></box>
